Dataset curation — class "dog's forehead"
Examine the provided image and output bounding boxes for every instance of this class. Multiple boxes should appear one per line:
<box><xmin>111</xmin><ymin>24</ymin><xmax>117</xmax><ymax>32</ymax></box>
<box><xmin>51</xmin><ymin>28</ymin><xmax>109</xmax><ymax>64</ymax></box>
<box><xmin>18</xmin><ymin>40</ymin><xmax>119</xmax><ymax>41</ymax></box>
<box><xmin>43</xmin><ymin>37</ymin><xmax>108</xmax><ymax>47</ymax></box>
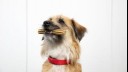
<box><xmin>49</xmin><ymin>15</ymin><xmax>72</xmax><ymax>25</ymax></box>
<box><xmin>50</xmin><ymin>15</ymin><xmax>70</xmax><ymax>20</ymax></box>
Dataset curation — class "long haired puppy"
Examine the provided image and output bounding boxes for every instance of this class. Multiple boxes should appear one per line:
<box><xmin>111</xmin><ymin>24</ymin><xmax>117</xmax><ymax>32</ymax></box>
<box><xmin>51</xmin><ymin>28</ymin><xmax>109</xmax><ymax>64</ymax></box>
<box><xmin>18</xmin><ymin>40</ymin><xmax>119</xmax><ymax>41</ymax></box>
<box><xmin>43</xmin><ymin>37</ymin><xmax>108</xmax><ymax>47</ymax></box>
<box><xmin>41</xmin><ymin>15</ymin><xmax>86</xmax><ymax>72</ymax></box>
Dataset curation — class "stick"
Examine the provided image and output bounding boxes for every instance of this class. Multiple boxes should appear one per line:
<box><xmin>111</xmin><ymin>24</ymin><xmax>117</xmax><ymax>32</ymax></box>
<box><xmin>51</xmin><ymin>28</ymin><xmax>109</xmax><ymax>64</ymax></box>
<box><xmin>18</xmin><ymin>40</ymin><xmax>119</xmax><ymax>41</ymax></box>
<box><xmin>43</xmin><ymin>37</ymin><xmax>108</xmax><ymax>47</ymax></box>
<box><xmin>38</xmin><ymin>29</ymin><xmax>65</xmax><ymax>35</ymax></box>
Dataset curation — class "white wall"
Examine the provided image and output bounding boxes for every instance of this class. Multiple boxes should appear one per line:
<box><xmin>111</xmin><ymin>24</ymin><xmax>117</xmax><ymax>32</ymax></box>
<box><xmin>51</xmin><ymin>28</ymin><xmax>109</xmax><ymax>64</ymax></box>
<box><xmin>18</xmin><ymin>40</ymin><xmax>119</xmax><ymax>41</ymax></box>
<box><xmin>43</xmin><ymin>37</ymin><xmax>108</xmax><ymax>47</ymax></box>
<box><xmin>0</xmin><ymin>0</ymin><xmax>27</xmax><ymax>72</ymax></box>
<box><xmin>112</xmin><ymin>0</ymin><xmax>127</xmax><ymax>72</ymax></box>
<box><xmin>0</xmin><ymin>0</ymin><xmax>127</xmax><ymax>72</ymax></box>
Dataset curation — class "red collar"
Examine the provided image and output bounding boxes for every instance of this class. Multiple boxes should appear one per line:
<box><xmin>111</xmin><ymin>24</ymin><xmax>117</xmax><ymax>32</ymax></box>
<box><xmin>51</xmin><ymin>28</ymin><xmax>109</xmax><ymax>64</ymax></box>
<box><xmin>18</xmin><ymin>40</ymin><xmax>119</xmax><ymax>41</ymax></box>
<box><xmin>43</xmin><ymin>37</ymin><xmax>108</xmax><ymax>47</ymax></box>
<box><xmin>48</xmin><ymin>56</ymin><xmax>69</xmax><ymax>65</ymax></box>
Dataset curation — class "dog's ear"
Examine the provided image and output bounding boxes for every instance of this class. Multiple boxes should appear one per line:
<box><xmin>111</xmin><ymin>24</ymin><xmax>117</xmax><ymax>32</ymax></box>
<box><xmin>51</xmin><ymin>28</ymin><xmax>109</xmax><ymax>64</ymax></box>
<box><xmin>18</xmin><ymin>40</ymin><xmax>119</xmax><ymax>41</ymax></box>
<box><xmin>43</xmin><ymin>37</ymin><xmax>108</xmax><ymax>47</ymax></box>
<box><xmin>71</xmin><ymin>19</ymin><xmax>87</xmax><ymax>41</ymax></box>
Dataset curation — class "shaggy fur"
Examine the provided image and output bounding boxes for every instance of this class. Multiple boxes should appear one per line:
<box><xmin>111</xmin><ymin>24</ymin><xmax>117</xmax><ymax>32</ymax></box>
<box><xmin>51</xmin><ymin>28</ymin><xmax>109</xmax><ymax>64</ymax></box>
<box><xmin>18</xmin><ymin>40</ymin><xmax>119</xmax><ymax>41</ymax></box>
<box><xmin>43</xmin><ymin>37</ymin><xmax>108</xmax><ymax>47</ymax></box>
<box><xmin>41</xmin><ymin>15</ymin><xmax>86</xmax><ymax>72</ymax></box>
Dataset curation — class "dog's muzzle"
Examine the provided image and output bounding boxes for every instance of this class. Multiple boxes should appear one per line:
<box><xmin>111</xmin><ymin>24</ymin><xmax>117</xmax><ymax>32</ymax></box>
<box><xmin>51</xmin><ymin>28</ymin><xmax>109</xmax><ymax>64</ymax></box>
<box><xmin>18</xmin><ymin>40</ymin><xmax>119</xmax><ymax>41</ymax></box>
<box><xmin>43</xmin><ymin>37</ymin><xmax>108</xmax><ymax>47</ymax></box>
<box><xmin>43</xmin><ymin>21</ymin><xmax>60</xmax><ymax>33</ymax></box>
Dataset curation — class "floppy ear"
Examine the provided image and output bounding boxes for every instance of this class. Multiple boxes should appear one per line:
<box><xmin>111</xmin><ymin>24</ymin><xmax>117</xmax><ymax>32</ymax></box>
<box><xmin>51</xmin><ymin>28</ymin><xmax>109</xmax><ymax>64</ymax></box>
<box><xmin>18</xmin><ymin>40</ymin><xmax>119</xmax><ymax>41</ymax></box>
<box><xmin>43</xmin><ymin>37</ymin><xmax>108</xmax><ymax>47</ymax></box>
<box><xmin>71</xmin><ymin>19</ymin><xmax>87</xmax><ymax>41</ymax></box>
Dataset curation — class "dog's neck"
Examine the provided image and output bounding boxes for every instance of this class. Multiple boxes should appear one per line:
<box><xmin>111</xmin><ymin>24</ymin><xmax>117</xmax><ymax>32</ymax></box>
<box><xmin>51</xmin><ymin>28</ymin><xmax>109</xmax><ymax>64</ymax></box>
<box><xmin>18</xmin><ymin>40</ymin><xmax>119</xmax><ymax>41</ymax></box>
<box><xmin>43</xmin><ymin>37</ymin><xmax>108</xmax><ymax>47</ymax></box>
<box><xmin>47</xmin><ymin>44</ymin><xmax>70</xmax><ymax>60</ymax></box>
<box><xmin>44</xmin><ymin>38</ymin><xmax>70</xmax><ymax>61</ymax></box>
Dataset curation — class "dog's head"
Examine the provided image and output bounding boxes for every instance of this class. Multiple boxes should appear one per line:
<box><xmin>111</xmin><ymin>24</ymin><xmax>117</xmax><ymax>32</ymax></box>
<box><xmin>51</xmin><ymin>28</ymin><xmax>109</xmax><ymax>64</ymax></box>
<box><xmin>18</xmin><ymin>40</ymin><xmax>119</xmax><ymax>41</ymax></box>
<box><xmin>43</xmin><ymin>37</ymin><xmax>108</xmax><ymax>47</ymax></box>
<box><xmin>42</xmin><ymin>15</ymin><xmax>86</xmax><ymax>44</ymax></box>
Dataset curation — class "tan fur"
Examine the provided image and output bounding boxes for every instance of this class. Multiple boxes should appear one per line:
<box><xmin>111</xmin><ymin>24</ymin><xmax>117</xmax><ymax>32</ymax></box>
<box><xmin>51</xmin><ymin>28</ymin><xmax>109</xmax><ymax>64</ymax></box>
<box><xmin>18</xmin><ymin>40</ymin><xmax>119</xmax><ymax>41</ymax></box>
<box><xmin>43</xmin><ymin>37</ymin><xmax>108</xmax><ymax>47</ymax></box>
<box><xmin>41</xmin><ymin>15</ymin><xmax>86</xmax><ymax>72</ymax></box>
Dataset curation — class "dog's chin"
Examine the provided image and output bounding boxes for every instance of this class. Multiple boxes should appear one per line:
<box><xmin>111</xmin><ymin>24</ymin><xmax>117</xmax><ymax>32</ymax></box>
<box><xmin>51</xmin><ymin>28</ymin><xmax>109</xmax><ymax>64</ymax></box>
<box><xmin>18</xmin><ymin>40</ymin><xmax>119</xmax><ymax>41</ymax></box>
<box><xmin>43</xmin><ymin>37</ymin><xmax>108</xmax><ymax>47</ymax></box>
<box><xmin>44</xmin><ymin>30</ymin><xmax>63</xmax><ymax>44</ymax></box>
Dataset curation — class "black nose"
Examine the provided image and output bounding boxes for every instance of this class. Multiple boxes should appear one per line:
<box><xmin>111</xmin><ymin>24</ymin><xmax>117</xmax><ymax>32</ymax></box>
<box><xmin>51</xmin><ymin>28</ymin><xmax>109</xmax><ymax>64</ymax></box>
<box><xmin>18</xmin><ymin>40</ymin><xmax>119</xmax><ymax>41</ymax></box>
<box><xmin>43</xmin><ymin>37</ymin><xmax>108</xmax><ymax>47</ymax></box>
<box><xmin>43</xmin><ymin>21</ymin><xmax>51</xmax><ymax>27</ymax></box>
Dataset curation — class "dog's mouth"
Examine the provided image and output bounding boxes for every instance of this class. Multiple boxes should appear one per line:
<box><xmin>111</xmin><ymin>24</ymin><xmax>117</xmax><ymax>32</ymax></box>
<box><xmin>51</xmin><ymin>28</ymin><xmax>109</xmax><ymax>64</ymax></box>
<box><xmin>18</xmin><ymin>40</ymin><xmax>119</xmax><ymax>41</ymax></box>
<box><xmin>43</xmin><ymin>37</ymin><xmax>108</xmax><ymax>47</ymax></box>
<box><xmin>43</xmin><ymin>25</ymin><xmax>60</xmax><ymax>35</ymax></box>
<box><xmin>44</xmin><ymin>26</ymin><xmax>60</xmax><ymax>34</ymax></box>
<box><xmin>43</xmin><ymin>28</ymin><xmax>63</xmax><ymax>43</ymax></box>
<box><xmin>44</xmin><ymin>29</ymin><xmax>55</xmax><ymax>35</ymax></box>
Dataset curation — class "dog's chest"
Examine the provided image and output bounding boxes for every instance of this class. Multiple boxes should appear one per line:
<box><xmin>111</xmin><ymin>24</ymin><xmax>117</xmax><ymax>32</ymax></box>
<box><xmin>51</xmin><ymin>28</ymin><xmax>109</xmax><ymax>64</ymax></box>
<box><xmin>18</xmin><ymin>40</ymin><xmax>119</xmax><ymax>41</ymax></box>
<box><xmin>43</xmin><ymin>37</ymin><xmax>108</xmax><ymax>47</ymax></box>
<box><xmin>49</xmin><ymin>65</ymin><xmax>65</xmax><ymax>72</ymax></box>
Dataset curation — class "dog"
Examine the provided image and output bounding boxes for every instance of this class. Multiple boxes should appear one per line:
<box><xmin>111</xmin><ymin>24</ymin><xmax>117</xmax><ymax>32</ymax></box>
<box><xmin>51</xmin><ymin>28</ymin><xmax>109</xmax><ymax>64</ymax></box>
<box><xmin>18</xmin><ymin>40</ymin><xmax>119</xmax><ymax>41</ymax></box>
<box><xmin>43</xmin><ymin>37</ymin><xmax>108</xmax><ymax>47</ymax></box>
<box><xmin>41</xmin><ymin>15</ymin><xmax>86</xmax><ymax>72</ymax></box>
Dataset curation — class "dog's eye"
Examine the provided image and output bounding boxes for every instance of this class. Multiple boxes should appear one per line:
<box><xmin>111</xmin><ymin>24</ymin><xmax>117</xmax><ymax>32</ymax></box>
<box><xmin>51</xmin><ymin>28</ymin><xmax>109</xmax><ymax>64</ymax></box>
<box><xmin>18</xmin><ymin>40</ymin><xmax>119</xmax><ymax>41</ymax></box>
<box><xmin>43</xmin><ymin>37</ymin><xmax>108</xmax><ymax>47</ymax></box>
<box><xmin>58</xmin><ymin>19</ymin><xmax>65</xmax><ymax>24</ymax></box>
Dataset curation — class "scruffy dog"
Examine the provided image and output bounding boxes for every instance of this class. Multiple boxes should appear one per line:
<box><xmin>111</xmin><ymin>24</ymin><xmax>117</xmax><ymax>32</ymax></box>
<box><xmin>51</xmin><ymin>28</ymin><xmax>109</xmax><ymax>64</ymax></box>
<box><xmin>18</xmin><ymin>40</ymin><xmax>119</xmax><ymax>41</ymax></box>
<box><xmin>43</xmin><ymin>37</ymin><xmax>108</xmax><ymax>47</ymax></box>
<box><xmin>41</xmin><ymin>15</ymin><xmax>86</xmax><ymax>72</ymax></box>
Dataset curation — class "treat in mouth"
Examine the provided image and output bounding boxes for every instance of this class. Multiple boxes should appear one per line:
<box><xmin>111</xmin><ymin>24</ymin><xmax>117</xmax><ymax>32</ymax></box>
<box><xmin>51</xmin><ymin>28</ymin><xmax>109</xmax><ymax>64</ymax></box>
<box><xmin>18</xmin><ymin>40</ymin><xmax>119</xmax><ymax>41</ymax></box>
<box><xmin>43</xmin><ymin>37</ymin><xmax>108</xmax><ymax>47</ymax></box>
<box><xmin>38</xmin><ymin>29</ymin><xmax>66</xmax><ymax>35</ymax></box>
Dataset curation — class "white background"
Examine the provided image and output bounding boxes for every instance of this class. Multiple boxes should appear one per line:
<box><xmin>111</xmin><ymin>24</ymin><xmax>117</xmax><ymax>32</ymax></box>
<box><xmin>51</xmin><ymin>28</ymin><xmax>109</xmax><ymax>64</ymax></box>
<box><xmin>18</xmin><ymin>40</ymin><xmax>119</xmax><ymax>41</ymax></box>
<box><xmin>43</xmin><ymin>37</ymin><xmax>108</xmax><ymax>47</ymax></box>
<box><xmin>0</xmin><ymin>0</ymin><xmax>127</xmax><ymax>72</ymax></box>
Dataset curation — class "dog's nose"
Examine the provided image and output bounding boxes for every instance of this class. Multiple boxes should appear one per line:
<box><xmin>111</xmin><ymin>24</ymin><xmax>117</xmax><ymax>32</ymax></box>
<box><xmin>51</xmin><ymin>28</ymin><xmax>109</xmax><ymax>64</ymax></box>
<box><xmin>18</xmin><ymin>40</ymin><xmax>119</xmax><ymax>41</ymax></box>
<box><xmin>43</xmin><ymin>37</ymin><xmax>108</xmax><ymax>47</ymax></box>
<box><xmin>43</xmin><ymin>21</ymin><xmax>51</xmax><ymax>28</ymax></box>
